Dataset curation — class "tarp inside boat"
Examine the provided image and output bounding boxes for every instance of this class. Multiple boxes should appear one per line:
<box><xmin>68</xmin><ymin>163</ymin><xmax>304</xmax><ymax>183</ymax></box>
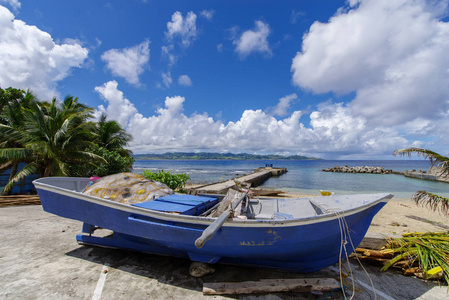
<box><xmin>82</xmin><ymin>172</ymin><xmax>173</xmax><ymax>204</ymax></box>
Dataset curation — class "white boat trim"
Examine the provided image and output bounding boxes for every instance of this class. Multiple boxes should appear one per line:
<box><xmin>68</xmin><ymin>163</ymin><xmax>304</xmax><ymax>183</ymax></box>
<box><xmin>34</xmin><ymin>178</ymin><xmax>393</xmax><ymax>228</ymax></box>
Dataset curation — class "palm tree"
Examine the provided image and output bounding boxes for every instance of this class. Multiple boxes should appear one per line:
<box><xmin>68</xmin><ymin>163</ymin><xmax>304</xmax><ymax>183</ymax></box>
<box><xmin>1</xmin><ymin>96</ymin><xmax>105</xmax><ymax>194</ymax></box>
<box><xmin>394</xmin><ymin>148</ymin><xmax>449</xmax><ymax>215</ymax></box>
<box><xmin>0</xmin><ymin>88</ymin><xmax>37</xmax><ymax>195</ymax></box>
<box><xmin>95</xmin><ymin>113</ymin><xmax>132</xmax><ymax>157</ymax></box>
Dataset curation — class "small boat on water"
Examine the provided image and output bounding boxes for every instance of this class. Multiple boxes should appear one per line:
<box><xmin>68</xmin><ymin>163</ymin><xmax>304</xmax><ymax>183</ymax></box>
<box><xmin>33</xmin><ymin>175</ymin><xmax>393</xmax><ymax>272</ymax></box>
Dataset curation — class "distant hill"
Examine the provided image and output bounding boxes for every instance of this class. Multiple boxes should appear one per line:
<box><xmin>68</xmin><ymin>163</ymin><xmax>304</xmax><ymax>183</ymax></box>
<box><xmin>133</xmin><ymin>152</ymin><xmax>322</xmax><ymax>160</ymax></box>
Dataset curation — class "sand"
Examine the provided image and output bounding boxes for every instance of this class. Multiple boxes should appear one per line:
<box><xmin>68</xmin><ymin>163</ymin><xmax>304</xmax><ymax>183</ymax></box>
<box><xmin>368</xmin><ymin>198</ymin><xmax>449</xmax><ymax>236</ymax></box>
<box><xmin>280</xmin><ymin>194</ymin><xmax>449</xmax><ymax>236</ymax></box>
<box><xmin>186</xmin><ymin>184</ymin><xmax>449</xmax><ymax>237</ymax></box>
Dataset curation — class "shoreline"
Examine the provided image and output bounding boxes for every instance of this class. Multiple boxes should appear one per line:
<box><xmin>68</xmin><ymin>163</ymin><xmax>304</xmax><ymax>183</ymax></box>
<box><xmin>187</xmin><ymin>183</ymin><xmax>449</xmax><ymax>237</ymax></box>
<box><xmin>269</xmin><ymin>191</ymin><xmax>449</xmax><ymax>235</ymax></box>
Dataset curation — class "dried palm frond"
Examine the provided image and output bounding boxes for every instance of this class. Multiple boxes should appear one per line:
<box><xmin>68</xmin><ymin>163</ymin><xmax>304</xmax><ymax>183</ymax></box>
<box><xmin>412</xmin><ymin>191</ymin><xmax>449</xmax><ymax>216</ymax></box>
<box><xmin>381</xmin><ymin>232</ymin><xmax>449</xmax><ymax>285</ymax></box>
<box><xmin>393</xmin><ymin>148</ymin><xmax>449</xmax><ymax>175</ymax></box>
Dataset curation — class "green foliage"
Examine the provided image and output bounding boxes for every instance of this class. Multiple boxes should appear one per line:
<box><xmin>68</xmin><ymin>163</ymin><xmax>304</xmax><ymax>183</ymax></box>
<box><xmin>381</xmin><ymin>232</ymin><xmax>449</xmax><ymax>285</ymax></box>
<box><xmin>21</xmin><ymin>97</ymin><xmax>100</xmax><ymax>177</ymax></box>
<box><xmin>0</xmin><ymin>86</ymin><xmax>134</xmax><ymax>195</ymax></box>
<box><xmin>0</xmin><ymin>87</ymin><xmax>27</xmax><ymax>116</ymax></box>
<box><xmin>70</xmin><ymin>145</ymin><xmax>134</xmax><ymax>177</ymax></box>
<box><xmin>96</xmin><ymin>114</ymin><xmax>132</xmax><ymax>156</ymax></box>
<box><xmin>141</xmin><ymin>169</ymin><xmax>190</xmax><ymax>192</ymax></box>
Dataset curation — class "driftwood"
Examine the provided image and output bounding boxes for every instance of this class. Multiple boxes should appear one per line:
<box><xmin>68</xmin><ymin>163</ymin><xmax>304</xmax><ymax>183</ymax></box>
<box><xmin>0</xmin><ymin>195</ymin><xmax>41</xmax><ymax>207</ymax></box>
<box><xmin>355</xmin><ymin>247</ymin><xmax>394</xmax><ymax>259</ymax></box>
<box><xmin>203</xmin><ymin>278</ymin><xmax>340</xmax><ymax>295</ymax></box>
<box><xmin>352</xmin><ymin>252</ymin><xmax>390</xmax><ymax>267</ymax></box>
<box><xmin>353</xmin><ymin>248</ymin><xmax>395</xmax><ymax>267</ymax></box>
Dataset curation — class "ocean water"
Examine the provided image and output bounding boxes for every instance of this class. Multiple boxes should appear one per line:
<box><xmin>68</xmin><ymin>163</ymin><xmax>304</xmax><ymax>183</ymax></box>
<box><xmin>133</xmin><ymin>159</ymin><xmax>449</xmax><ymax>199</ymax></box>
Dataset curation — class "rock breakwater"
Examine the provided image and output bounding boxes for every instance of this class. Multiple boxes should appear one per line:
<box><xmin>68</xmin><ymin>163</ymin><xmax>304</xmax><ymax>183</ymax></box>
<box><xmin>322</xmin><ymin>166</ymin><xmax>392</xmax><ymax>174</ymax></box>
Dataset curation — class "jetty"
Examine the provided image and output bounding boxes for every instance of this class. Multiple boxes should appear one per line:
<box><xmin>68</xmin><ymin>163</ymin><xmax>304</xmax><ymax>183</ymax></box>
<box><xmin>404</xmin><ymin>167</ymin><xmax>449</xmax><ymax>183</ymax></box>
<box><xmin>322</xmin><ymin>166</ymin><xmax>393</xmax><ymax>174</ymax></box>
<box><xmin>190</xmin><ymin>165</ymin><xmax>287</xmax><ymax>194</ymax></box>
<box><xmin>322</xmin><ymin>165</ymin><xmax>449</xmax><ymax>184</ymax></box>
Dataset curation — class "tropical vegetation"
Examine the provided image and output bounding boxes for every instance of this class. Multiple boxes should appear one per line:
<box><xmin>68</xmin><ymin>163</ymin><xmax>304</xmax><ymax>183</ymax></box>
<box><xmin>394</xmin><ymin>148</ymin><xmax>449</xmax><ymax>215</ymax></box>
<box><xmin>141</xmin><ymin>169</ymin><xmax>190</xmax><ymax>192</ymax></box>
<box><xmin>389</xmin><ymin>148</ymin><xmax>449</xmax><ymax>284</ymax></box>
<box><xmin>0</xmin><ymin>87</ymin><xmax>134</xmax><ymax>195</ymax></box>
<box><xmin>381</xmin><ymin>232</ymin><xmax>449</xmax><ymax>285</ymax></box>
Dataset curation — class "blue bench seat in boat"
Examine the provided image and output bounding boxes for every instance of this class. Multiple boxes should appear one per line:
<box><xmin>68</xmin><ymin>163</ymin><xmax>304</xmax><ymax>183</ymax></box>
<box><xmin>132</xmin><ymin>194</ymin><xmax>218</xmax><ymax>216</ymax></box>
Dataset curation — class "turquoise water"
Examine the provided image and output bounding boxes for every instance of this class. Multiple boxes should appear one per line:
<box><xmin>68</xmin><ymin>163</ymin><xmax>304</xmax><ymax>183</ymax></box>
<box><xmin>133</xmin><ymin>159</ymin><xmax>449</xmax><ymax>199</ymax></box>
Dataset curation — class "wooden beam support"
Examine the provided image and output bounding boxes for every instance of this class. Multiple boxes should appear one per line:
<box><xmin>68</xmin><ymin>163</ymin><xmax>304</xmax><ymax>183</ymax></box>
<box><xmin>203</xmin><ymin>278</ymin><xmax>340</xmax><ymax>295</ymax></box>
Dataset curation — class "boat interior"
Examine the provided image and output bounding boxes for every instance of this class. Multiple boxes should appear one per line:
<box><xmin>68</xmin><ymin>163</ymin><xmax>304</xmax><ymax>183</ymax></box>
<box><xmin>37</xmin><ymin>177</ymin><xmax>384</xmax><ymax>221</ymax></box>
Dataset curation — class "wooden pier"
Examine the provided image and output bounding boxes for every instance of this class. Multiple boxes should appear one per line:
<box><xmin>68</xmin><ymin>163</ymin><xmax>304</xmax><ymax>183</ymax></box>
<box><xmin>190</xmin><ymin>167</ymin><xmax>287</xmax><ymax>194</ymax></box>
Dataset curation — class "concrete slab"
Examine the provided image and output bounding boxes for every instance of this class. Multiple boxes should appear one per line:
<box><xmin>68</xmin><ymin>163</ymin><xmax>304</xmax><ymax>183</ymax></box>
<box><xmin>195</xmin><ymin>180</ymin><xmax>237</xmax><ymax>194</ymax></box>
<box><xmin>194</xmin><ymin>169</ymin><xmax>281</xmax><ymax>194</ymax></box>
<box><xmin>1</xmin><ymin>205</ymin><xmax>447</xmax><ymax>300</ymax></box>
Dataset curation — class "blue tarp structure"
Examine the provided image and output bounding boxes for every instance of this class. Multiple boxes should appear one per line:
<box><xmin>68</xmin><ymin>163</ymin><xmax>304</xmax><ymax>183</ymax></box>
<box><xmin>0</xmin><ymin>163</ymin><xmax>39</xmax><ymax>194</ymax></box>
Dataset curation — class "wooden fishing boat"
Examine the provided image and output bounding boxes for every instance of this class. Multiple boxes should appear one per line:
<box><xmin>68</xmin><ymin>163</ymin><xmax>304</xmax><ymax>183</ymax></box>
<box><xmin>33</xmin><ymin>176</ymin><xmax>393</xmax><ymax>272</ymax></box>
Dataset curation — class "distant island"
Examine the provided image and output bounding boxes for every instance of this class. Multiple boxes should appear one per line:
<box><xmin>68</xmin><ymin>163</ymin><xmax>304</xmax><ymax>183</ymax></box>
<box><xmin>133</xmin><ymin>152</ymin><xmax>322</xmax><ymax>160</ymax></box>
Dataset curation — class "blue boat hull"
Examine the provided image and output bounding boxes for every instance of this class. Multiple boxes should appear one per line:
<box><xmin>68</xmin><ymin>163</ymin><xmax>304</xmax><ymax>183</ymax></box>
<box><xmin>34</xmin><ymin>178</ymin><xmax>390</xmax><ymax>272</ymax></box>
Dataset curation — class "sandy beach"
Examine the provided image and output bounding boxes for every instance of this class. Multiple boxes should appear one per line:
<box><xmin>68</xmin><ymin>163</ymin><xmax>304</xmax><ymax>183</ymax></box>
<box><xmin>369</xmin><ymin>197</ymin><xmax>449</xmax><ymax>235</ymax></box>
<box><xmin>284</xmin><ymin>193</ymin><xmax>449</xmax><ymax>236</ymax></box>
<box><xmin>187</xmin><ymin>183</ymin><xmax>449</xmax><ymax>237</ymax></box>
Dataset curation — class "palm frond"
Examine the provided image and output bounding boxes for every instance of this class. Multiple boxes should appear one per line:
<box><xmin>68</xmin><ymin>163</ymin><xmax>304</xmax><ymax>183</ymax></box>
<box><xmin>70</xmin><ymin>150</ymin><xmax>107</xmax><ymax>164</ymax></box>
<box><xmin>394</xmin><ymin>148</ymin><xmax>449</xmax><ymax>175</ymax></box>
<box><xmin>382</xmin><ymin>232</ymin><xmax>449</xmax><ymax>285</ymax></box>
<box><xmin>412</xmin><ymin>191</ymin><xmax>449</xmax><ymax>216</ymax></box>
<box><xmin>1</xmin><ymin>162</ymin><xmax>38</xmax><ymax>195</ymax></box>
<box><xmin>0</xmin><ymin>148</ymin><xmax>32</xmax><ymax>161</ymax></box>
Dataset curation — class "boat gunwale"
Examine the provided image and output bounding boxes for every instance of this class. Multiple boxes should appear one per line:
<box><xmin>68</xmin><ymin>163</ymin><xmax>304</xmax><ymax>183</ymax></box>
<box><xmin>33</xmin><ymin>177</ymin><xmax>393</xmax><ymax>228</ymax></box>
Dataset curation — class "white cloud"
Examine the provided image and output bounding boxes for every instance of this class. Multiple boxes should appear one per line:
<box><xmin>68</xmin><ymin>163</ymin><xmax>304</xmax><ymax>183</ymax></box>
<box><xmin>217</xmin><ymin>44</ymin><xmax>223</xmax><ymax>52</ymax></box>
<box><xmin>267</xmin><ymin>93</ymin><xmax>298</xmax><ymax>117</ymax></box>
<box><xmin>165</xmin><ymin>11</ymin><xmax>197</xmax><ymax>47</ymax></box>
<box><xmin>290</xmin><ymin>9</ymin><xmax>305</xmax><ymax>24</ymax></box>
<box><xmin>200</xmin><ymin>10</ymin><xmax>214</xmax><ymax>20</ymax></box>
<box><xmin>0</xmin><ymin>0</ymin><xmax>20</xmax><ymax>12</ymax></box>
<box><xmin>291</xmin><ymin>0</ymin><xmax>449</xmax><ymax>127</ymax></box>
<box><xmin>101</xmin><ymin>40</ymin><xmax>150</xmax><ymax>85</ymax></box>
<box><xmin>96</xmin><ymin>83</ymin><xmax>409</xmax><ymax>158</ymax></box>
<box><xmin>178</xmin><ymin>75</ymin><xmax>192</xmax><ymax>86</ymax></box>
<box><xmin>161</xmin><ymin>71</ymin><xmax>172</xmax><ymax>88</ymax></box>
<box><xmin>161</xmin><ymin>44</ymin><xmax>177</xmax><ymax>67</ymax></box>
<box><xmin>0</xmin><ymin>5</ymin><xmax>88</xmax><ymax>99</ymax></box>
<box><xmin>94</xmin><ymin>80</ymin><xmax>138</xmax><ymax>128</ymax></box>
<box><xmin>233</xmin><ymin>20</ymin><xmax>272</xmax><ymax>59</ymax></box>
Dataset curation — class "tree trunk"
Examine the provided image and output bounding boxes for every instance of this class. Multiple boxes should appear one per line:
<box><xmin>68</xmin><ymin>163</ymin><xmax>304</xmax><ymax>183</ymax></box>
<box><xmin>44</xmin><ymin>165</ymin><xmax>51</xmax><ymax>178</ymax></box>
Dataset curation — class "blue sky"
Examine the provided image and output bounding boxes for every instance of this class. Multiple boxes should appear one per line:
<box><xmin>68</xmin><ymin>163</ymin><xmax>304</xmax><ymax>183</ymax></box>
<box><xmin>1</xmin><ymin>0</ymin><xmax>449</xmax><ymax>159</ymax></box>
